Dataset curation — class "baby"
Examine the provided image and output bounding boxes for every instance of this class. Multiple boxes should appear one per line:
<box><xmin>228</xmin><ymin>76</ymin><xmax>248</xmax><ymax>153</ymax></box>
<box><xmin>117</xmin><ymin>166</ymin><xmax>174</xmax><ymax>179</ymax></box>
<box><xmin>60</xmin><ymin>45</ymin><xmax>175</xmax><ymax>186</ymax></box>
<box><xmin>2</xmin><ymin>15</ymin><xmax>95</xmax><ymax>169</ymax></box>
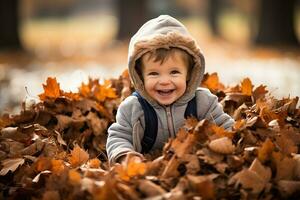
<box><xmin>106</xmin><ymin>15</ymin><xmax>234</xmax><ymax>164</ymax></box>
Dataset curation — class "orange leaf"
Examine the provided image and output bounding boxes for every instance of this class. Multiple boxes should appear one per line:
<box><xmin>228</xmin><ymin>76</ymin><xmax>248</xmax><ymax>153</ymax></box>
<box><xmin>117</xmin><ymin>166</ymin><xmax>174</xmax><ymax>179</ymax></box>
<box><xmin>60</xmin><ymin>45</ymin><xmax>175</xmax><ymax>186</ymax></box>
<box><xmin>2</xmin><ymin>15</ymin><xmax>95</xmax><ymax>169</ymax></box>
<box><xmin>233</xmin><ymin>119</ymin><xmax>246</xmax><ymax>130</ymax></box>
<box><xmin>211</xmin><ymin>124</ymin><xmax>235</xmax><ymax>139</ymax></box>
<box><xmin>201</xmin><ymin>73</ymin><xmax>224</xmax><ymax>91</ymax></box>
<box><xmin>94</xmin><ymin>80</ymin><xmax>117</xmax><ymax>102</ymax></box>
<box><xmin>38</xmin><ymin>77</ymin><xmax>61</xmax><ymax>100</ymax></box>
<box><xmin>62</xmin><ymin>91</ymin><xmax>81</xmax><ymax>101</ymax></box>
<box><xmin>121</xmin><ymin>69</ymin><xmax>129</xmax><ymax>79</ymax></box>
<box><xmin>241</xmin><ymin>78</ymin><xmax>253</xmax><ymax>96</ymax></box>
<box><xmin>35</xmin><ymin>157</ymin><xmax>52</xmax><ymax>172</ymax></box>
<box><xmin>115</xmin><ymin>157</ymin><xmax>147</xmax><ymax>181</ymax></box>
<box><xmin>88</xmin><ymin>158</ymin><xmax>101</xmax><ymax>168</ymax></box>
<box><xmin>79</xmin><ymin>82</ymin><xmax>91</xmax><ymax>98</ymax></box>
<box><xmin>51</xmin><ymin>159</ymin><xmax>65</xmax><ymax>175</ymax></box>
<box><xmin>68</xmin><ymin>145</ymin><xmax>89</xmax><ymax>167</ymax></box>
<box><xmin>127</xmin><ymin>161</ymin><xmax>147</xmax><ymax>177</ymax></box>
<box><xmin>68</xmin><ymin>169</ymin><xmax>81</xmax><ymax>185</ymax></box>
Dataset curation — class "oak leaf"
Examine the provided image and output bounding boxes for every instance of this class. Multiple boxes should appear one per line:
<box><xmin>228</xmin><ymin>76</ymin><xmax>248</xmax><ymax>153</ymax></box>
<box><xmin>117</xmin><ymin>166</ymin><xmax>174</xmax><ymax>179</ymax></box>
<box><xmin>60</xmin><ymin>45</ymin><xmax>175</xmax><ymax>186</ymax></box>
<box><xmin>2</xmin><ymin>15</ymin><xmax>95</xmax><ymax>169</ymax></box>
<box><xmin>0</xmin><ymin>158</ymin><xmax>25</xmax><ymax>175</ymax></box>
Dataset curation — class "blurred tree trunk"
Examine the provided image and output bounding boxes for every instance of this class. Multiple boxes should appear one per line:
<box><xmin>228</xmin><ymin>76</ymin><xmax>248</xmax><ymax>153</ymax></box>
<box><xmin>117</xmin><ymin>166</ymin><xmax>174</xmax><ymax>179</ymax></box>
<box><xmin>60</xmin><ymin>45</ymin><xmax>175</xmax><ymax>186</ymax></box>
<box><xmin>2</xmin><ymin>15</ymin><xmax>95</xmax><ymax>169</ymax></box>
<box><xmin>208</xmin><ymin>0</ymin><xmax>221</xmax><ymax>36</ymax></box>
<box><xmin>255</xmin><ymin>0</ymin><xmax>298</xmax><ymax>46</ymax></box>
<box><xmin>0</xmin><ymin>0</ymin><xmax>22</xmax><ymax>49</ymax></box>
<box><xmin>116</xmin><ymin>0</ymin><xmax>149</xmax><ymax>40</ymax></box>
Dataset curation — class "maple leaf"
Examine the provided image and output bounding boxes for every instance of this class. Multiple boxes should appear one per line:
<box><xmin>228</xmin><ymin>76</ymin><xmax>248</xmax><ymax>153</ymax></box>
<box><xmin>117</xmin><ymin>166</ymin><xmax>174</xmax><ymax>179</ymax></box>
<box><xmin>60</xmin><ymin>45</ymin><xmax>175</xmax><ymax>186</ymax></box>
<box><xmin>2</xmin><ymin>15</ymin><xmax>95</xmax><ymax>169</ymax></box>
<box><xmin>94</xmin><ymin>80</ymin><xmax>117</xmax><ymax>102</ymax></box>
<box><xmin>79</xmin><ymin>82</ymin><xmax>91</xmax><ymax>98</ymax></box>
<box><xmin>201</xmin><ymin>72</ymin><xmax>224</xmax><ymax>92</ymax></box>
<box><xmin>115</xmin><ymin>156</ymin><xmax>147</xmax><ymax>181</ymax></box>
<box><xmin>39</xmin><ymin>77</ymin><xmax>61</xmax><ymax>100</ymax></box>
<box><xmin>241</xmin><ymin>78</ymin><xmax>253</xmax><ymax>96</ymax></box>
<box><xmin>68</xmin><ymin>145</ymin><xmax>89</xmax><ymax>167</ymax></box>
<box><xmin>0</xmin><ymin>158</ymin><xmax>25</xmax><ymax>176</ymax></box>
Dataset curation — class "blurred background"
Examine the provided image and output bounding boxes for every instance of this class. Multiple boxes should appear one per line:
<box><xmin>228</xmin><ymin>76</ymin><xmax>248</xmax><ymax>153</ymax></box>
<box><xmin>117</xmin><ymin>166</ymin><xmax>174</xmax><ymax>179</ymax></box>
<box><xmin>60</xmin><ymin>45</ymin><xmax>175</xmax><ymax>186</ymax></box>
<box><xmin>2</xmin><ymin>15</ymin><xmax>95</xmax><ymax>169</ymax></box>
<box><xmin>0</xmin><ymin>0</ymin><xmax>300</xmax><ymax>114</ymax></box>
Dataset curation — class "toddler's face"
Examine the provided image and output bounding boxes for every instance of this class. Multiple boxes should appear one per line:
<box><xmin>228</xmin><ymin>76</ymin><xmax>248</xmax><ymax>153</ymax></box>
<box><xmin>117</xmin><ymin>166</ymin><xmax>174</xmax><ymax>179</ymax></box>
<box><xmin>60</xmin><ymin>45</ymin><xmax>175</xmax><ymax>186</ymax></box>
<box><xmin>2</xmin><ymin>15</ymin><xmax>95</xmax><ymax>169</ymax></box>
<box><xmin>141</xmin><ymin>50</ymin><xmax>188</xmax><ymax>106</ymax></box>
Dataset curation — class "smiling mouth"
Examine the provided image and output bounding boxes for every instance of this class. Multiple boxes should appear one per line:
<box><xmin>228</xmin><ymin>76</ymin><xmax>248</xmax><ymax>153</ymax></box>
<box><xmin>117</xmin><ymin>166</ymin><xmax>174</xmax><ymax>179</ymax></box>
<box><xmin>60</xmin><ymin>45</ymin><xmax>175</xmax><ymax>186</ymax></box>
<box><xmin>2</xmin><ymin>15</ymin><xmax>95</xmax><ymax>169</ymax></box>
<box><xmin>157</xmin><ymin>89</ymin><xmax>175</xmax><ymax>96</ymax></box>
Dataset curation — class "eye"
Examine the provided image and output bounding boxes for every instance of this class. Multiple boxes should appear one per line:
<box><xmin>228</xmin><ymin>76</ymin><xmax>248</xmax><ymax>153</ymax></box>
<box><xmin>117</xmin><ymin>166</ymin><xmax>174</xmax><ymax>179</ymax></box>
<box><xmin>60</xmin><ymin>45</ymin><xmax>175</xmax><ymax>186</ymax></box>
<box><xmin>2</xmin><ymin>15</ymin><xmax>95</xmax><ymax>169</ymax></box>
<box><xmin>170</xmin><ymin>70</ymin><xmax>180</xmax><ymax>75</ymax></box>
<box><xmin>148</xmin><ymin>72</ymin><xmax>159</xmax><ymax>76</ymax></box>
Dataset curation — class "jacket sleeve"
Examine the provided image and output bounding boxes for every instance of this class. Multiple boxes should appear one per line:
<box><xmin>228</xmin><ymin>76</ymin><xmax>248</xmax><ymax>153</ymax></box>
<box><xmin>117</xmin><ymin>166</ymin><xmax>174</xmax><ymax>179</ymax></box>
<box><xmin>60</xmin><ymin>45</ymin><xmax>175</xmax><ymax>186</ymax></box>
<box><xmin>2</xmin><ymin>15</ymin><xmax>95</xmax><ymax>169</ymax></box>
<box><xmin>197</xmin><ymin>88</ymin><xmax>234</xmax><ymax>130</ymax></box>
<box><xmin>106</xmin><ymin>97</ymin><xmax>143</xmax><ymax>165</ymax></box>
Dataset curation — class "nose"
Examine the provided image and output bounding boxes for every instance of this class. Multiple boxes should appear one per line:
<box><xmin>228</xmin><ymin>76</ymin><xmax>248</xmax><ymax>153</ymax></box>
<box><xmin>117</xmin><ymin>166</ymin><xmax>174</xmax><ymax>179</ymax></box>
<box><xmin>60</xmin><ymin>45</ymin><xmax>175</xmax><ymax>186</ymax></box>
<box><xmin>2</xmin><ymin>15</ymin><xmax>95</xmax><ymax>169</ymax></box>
<box><xmin>158</xmin><ymin>74</ymin><xmax>171</xmax><ymax>85</ymax></box>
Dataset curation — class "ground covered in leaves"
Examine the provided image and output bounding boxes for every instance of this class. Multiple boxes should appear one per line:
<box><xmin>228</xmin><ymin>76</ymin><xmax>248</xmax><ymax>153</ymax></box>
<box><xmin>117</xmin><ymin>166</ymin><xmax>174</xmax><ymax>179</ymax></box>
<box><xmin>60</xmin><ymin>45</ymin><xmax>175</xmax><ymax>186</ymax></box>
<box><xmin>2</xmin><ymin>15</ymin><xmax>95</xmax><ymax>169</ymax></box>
<box><xmin>0</xmin><ymin>70</ymin><xmax>299</xmax><ymax>199</ymax></box>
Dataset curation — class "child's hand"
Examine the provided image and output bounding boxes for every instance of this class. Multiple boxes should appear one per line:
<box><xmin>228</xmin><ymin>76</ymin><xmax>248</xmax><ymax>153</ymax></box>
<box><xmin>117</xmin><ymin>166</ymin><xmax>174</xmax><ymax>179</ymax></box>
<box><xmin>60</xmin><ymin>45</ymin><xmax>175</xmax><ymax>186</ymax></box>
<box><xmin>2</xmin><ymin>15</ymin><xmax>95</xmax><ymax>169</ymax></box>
<box><xmin>117</xmin><ymin>153</ymin><xmax>144</xmax><ymax>165</ymax></box>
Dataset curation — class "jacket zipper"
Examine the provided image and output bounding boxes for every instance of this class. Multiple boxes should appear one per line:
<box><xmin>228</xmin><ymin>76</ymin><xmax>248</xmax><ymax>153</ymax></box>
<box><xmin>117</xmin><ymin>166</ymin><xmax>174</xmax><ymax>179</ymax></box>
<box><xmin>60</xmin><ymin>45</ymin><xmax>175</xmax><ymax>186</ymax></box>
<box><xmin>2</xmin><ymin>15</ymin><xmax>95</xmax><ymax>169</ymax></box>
<box><xmin>165</xmin><ymin>106</ymin><xmax>175</xmax><ymax>137</ymax></box>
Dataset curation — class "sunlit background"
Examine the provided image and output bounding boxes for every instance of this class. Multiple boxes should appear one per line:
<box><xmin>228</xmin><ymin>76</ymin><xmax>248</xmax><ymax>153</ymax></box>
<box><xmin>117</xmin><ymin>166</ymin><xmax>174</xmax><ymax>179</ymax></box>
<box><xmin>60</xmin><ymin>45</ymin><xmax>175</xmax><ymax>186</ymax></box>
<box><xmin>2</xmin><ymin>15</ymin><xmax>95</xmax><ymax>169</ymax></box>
<box><xmin>0</xmin><ymin>0</ymin><xmax>300</xmax><ymax>113</ymax></box>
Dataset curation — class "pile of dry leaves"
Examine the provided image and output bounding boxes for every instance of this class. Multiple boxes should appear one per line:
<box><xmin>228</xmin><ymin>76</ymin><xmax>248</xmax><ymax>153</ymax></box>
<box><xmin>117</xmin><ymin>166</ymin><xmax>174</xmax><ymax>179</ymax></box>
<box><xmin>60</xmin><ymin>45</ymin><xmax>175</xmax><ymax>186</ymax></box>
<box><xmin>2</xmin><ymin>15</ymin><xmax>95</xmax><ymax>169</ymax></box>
<box><xmin>0</xmin><ymin>71</ymin><xmax>299</xmax><ymax>199</ymax></box>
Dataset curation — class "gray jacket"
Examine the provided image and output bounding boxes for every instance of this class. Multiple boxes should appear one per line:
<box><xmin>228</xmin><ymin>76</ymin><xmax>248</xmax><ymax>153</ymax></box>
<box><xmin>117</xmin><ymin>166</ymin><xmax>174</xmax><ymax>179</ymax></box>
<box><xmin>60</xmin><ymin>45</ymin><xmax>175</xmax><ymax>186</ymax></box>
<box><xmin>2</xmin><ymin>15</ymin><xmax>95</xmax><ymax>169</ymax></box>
<box><xmin>106</xmin><ymin>15</ymin><xmax>234</xmax><ymax>164</ymax></box>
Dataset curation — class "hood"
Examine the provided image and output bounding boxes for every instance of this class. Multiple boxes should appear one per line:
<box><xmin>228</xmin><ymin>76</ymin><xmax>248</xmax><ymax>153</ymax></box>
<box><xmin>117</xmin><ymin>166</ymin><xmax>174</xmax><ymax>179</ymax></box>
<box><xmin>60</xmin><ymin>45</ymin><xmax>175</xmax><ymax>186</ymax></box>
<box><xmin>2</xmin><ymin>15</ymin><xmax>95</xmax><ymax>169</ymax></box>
<box><xmin>128</xmin><ymin>15</ymin><xmax>205</xmax><ymax>107</ymax></box>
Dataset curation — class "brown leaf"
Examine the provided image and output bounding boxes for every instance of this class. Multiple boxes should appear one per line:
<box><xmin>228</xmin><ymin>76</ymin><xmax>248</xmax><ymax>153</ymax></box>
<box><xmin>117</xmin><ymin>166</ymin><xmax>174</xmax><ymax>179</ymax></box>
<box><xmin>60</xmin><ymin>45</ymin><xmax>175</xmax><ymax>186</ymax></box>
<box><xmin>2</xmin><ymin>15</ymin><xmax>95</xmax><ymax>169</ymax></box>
<box><xmin>249</xmin><ymin>158</ymin><xmax>271</xmax><ymax>183</ymax></box>
<box><xmin>277</xmin><ymin>180</ymin><xmax>300</xmax><ymax>198</ymax></box>
<box><xmin>272</xmin><ymin>152</ymin><xmax>297</xmax><ymax>181</ymax></box>
<box><xmin>68</xmin><ymin>145</ymin><xmax>89</xmax><ymax>167</ymax></box>
<box><xmin>42</xmin><ymin>190</ymin><xmax>60</xmax><ymax>200</ymax></box>
<box><xmin>116</xmin><ymin>182</ymin><xmax>140</xmax><ymax>200</ymax></box>
<box><xmin>161</xmin><ymin>156</ymin><xmax>181</xmax><ymax>178</ymax></box>
<box><xmin>54</xmin><ymin>130</ymin><xmax>67</xmax><ymax>146</ymax></box>
<box><xmin>275</xmin><ymin>135</ymin><xmax>298</xmax><ymax>155</ymax></box>
<box><xmin>252</xmin><ymin>85</ymin><xmax>268</xmax><ymax>102</ymax></box>
<box><xmin>229</xmin><ymin>169</ymin><xmax>266</xmax><ymax>194</ymax></box>
<box><xmin>187</xmin><ymin>174</ymin><xmax>216</xmax><ymax>199</ymax></box>
<box><xmin>208</xmin><ymin>137</ymin><xmax>235</xmax><ymax>154</ymax></box>
<box><xmin>0</xmin><ymin>158</ymin><xmax>25</xmax><ymax>175</ymax></box>
<box><xmin>138</xmin><ymin>180</ymin><xmax>166</xmax><ymax>197</ymax></box>
<box><xmin>86</xmin><ymin>112</ymin><xmax>108</xmax><ymax>136</ymax></box>
<box><xmin>21</xmin><ymin>139</ymin><xmax>45</xmax><ymax>155</ymax></box>
<box><xmin>182</xmin><ymin>154</ymin><xmax>201</xmax><ymax>174</ymax></box>
<box><xmin>33</xmin><ymin>170</ymin><xmax>51</xmax><ymax>183</ymax></box>
<box><xmin>258</xmin><ymin>138</ymin><xmax>275</xmax><ymax>163</ymax></box>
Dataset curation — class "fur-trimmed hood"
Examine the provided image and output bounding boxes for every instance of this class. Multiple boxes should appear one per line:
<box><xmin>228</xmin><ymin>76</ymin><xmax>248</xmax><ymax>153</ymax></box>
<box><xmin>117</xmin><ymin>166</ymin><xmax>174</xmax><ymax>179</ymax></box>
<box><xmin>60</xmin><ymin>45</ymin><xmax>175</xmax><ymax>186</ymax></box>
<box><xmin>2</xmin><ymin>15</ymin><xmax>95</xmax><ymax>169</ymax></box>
<box><xmin>128</xmin><ymin>15</ymin><xmax>205</xmax><ymax>107</ymax></box>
